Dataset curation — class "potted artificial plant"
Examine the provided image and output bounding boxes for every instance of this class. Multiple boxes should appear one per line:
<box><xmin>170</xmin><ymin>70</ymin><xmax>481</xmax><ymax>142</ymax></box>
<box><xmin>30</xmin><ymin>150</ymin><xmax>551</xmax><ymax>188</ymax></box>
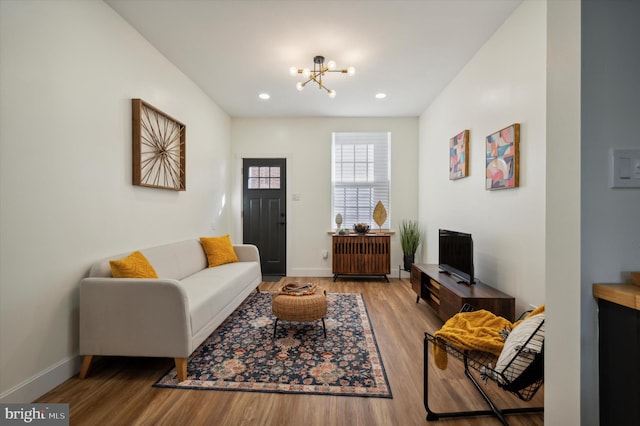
<box><xmin>399</xmin><ymin>220</ymin><xmax>422</xmax><ymax>271</ymax></box>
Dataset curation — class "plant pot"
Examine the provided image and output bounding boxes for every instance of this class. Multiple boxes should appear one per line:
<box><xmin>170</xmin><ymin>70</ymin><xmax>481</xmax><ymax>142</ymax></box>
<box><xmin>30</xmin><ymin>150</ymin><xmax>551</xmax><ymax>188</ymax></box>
<box><xmin>403</xmin><ymin>254</ymin><xmax>415</xmax><ymax>271</ymax></box>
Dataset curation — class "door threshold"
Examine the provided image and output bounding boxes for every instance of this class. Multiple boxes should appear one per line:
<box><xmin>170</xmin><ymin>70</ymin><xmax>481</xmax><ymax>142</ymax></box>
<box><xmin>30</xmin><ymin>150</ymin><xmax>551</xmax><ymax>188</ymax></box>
<box><xmin>262</xmin><ymin>275</ymin><xmax>284</xmax><ymax>282</ymax></box>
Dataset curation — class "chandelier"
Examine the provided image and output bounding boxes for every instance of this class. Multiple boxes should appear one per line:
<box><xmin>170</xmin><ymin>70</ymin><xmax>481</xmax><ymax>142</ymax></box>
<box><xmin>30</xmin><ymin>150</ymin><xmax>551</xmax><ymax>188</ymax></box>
<box><xmin>289</xmin><ymin>55</ymin><xmax>355</xmax><ymax>98</ymax></box>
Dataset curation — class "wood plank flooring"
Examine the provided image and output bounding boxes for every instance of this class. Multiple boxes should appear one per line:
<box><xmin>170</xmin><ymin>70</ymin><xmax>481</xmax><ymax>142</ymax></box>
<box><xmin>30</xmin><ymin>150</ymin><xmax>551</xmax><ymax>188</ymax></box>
<box><xmin>36</xmin><ymin>277</ymin><xmax>543</xmax><ymax>425</ymax></box>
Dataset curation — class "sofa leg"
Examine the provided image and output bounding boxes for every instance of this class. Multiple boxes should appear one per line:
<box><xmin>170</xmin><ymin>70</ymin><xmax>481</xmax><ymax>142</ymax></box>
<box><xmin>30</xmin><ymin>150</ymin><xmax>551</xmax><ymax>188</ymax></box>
<box><xmin>175</xmin><ymin>358</ymin><xmax>188</xmax><ymax>382</ymax></box>
<box><xmin>79</xmin><ymin>355</ymin><xmax>93</xmax><ymax>379</ymax></box>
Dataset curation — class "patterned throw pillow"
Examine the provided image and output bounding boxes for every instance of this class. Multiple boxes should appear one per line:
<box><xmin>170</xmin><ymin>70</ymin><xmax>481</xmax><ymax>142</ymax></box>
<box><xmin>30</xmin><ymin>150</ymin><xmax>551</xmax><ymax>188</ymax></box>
<box><xmin>200</xmin><ymin>235</ymin><xmax>239</xmax><ymax>267</ymax></box>
<box><xmin>109</xmin><ymin>251</ymin><xmax>158</xmax><ymax>278</ymax></box>
<box><xmin>494</xmin><ymin>313</ymin><xmax>544</xmax><ymax>391</ymax></box>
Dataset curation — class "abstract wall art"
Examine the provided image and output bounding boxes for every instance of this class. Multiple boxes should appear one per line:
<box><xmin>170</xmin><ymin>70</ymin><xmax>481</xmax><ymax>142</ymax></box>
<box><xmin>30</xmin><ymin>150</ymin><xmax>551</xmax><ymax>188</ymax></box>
<box><xmin>486</xmin><ymin>123</ymin><xmax>520</xmax><ymax>190</ymax></box>
<box><xmin>449</xmin><ymin>130</ymin><xmax>469</xmax><ymax>180</ymax></box>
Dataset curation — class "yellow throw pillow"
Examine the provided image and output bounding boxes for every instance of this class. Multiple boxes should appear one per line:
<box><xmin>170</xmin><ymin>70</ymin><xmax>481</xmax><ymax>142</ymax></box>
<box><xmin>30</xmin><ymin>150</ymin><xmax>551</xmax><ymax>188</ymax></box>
<box><xmin>200</xmin><ymin>235</ymin><xmax>239</xmax><ymax>267</ymax></box>
<box><xmin>109</xmin><ymin>251</ymin><xmax>158</xmax><ymax>278</ymax></box>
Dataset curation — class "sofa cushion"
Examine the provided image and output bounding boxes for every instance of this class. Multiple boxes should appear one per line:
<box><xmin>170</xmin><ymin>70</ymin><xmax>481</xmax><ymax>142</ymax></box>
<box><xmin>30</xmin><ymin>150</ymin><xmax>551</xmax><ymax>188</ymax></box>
<box><xmin>90</xmin><ymin>240</ymin><xmax>208</xmax><ymax>280</ymax></box>
<box><xmin>182</xmin><ymin>261</ymin><xmax>261</xmax><ymax>334</ymax></box>
<box><xmin>142</xmin><ymin>240</ymin><xmax>208</xmax><ymax>279</ymax></box>
<box><xmin>109</xmin><ymin>251</ymin><xmax>158</xmax><ymax>278</ymax></box>
<box><xmin>200</xmin><ymin>235</ymin><xmax>239</xmax><ymax>267</ymax></box>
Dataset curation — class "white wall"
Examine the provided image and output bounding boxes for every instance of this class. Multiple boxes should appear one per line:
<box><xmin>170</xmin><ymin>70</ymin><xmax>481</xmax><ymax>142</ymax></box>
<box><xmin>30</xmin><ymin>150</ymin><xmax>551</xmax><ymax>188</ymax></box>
<box><xmin>581</xmin><ymin>0</ymin><xmax>640</xmax><ymax>424</ymax></box>
<box><xmin>418</xmin><ymin>0</ymin><xmax>547</xmax><ymax>315</ymax></box>
<box><xmin>546</xmin><ymin>0</ymin><xmax>581</xmax><ymax>423</ymax></box>
<box><xmin>420</xmin><ymin>1</ymin><xmax>591</xmax><ymax>423</ymax></box>
<box><xmin>231</xmin><ymin>117</ymin><xmax>419</xmax><ymax>276</ymax></box>
<box><xmin>0</xmin><ymin>1</ymin><xmax>231</xmax><ymax>402</ymax></box>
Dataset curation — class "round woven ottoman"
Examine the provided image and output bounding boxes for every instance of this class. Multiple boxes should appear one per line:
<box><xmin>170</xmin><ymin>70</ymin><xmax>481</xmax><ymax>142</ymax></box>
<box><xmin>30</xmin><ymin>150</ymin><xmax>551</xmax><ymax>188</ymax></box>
<box><xmin>272</xmin><ymin>286</ymin><xmax>327</xmax><ymax>338</ymax></box>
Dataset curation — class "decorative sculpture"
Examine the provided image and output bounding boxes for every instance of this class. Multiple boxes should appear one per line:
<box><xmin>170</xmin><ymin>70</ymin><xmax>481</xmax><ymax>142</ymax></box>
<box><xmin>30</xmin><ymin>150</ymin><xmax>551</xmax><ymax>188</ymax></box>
<box><xmin>373</xmin><ymin>201</ymin><xmax>387</xmax><ymax>231</ymax></box>
<box><xmin>335</xmin><ymin>213</ymin><xmax>343</xmax><ymax>232</ymax></box>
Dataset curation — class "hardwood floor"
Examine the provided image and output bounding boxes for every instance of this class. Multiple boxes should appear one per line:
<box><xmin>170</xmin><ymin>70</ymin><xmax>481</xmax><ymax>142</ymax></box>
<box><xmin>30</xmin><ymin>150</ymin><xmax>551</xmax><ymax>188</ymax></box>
<box><xmin>36</xmin><ymin>277</ymin><xmax>543</xmax><ymax>425</ymax></box>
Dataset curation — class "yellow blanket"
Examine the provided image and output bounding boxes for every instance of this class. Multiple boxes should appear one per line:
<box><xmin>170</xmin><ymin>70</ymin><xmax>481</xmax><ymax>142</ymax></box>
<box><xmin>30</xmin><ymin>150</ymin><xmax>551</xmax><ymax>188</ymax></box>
<box><xmin>433</xmin><ymin>305</ymin><xmax>545</xmax><ymax>370</ymax></box>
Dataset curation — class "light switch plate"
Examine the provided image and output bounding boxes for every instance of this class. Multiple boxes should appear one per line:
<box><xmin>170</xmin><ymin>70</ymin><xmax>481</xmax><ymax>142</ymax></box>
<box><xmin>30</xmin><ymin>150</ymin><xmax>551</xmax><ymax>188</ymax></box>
<box><xmin>611</xmin><ymin>148</ymin><xmax>640</xmax><ymax>188</ymax></box>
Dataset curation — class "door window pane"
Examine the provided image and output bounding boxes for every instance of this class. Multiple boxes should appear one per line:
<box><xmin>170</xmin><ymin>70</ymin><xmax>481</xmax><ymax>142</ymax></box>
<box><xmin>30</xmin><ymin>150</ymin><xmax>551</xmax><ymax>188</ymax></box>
<box><xmin>247</xmin><ymin>166</ymin><xmax>281</xmax><ymax>189</ymax></box>
<box><xmin>248</xmin><ymin>178</ymin><xmax>260</xmax><ymax>189</ymax></box>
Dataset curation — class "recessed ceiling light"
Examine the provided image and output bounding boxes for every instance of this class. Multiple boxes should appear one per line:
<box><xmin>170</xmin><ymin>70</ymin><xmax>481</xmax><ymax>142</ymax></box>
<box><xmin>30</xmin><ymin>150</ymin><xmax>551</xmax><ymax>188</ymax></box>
<box><xmin>375</xmin><ymin>93</ymin><xmax>387</xmax><ymax>99</ymax></box>
<box><xmin>258</xmin><ymin>93</ymin><xmax>270</xmax><ymax>100</ymax></box>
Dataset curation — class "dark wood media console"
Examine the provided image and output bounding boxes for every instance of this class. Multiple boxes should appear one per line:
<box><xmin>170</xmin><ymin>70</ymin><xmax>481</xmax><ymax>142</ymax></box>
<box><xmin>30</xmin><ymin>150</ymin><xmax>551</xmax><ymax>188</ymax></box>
<box><xmin>332</xmin><ymin>234</ymin><xmax>391</xmax><ymax>281</ymax></box>
<box><xmin>411</xmin><ymin>263</ymin><xmax>515</xmax><ymax>322</ymax></box>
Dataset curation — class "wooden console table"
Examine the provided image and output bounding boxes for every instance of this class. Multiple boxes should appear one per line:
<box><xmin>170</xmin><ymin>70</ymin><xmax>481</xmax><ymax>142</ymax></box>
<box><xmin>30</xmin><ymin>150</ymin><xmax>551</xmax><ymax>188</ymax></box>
<box><xmin>410</xmin><ymin>263</ymin><xmax>515</xmax><ymax>322</ymax></box>
<box><xmin>332</xmin><ymin>234</ymin><xmax>390</xmax><ymax>281</ymax></box>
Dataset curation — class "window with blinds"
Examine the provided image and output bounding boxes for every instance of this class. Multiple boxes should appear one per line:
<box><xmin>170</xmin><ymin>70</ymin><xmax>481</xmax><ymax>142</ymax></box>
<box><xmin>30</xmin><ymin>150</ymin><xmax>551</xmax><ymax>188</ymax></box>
<box><xmin>331</xmin><ymin>132</ymin><xmax>391</xmax><ymax>230</ymax></box>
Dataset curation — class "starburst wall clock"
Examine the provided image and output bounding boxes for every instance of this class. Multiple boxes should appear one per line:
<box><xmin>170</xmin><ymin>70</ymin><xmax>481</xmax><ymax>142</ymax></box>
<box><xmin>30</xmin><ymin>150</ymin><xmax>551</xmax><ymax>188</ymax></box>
<box><xmin>132</xmin><ymin>98</ymin><xmax>186</xmax><ymax>190</ymax></box>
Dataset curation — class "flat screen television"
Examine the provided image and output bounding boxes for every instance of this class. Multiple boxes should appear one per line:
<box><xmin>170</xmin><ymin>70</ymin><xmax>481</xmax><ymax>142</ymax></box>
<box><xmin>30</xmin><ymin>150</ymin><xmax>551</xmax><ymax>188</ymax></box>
<box><xmin>439</xmin><ymin>229</ymin><xmax>475</xmax><ymax>284</ymax></box>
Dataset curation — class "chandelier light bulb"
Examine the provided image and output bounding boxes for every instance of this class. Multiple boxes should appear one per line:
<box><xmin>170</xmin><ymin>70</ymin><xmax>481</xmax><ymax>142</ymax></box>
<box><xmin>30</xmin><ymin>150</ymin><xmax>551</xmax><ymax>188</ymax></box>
<box><xmin>347</xmin><ymin>66</ymin><xmax>356</xmax><ymax>76</ymax></box>
<box><xmin>327</xmin><ymin>60</ymin><xmax>337</xmax><ymax>70</ymax></box>
<box><xmin>289</xmin><ymin>66</ymin><xmax>298</xmax><ymax>76</ymax></box>
<box><xmin>328</xmin><ymin>89</ymin><xmax>336</xmax><ymax>98</ymax></box>
<box><xmin>302</xmin><ymin>68</ymin><xmax>311</xmax><ymax>78</ymax></box>
<box><xmin>296</xmin><ymin>82</ymin><xmax>304</xmax><ymax>91</ymax></box>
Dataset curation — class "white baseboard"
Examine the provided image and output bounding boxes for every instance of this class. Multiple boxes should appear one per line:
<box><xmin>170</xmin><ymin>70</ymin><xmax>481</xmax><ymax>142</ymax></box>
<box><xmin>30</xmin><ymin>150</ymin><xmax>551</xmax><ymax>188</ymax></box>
<box><xmin>0</xmin><ymin>355</ymin><xmax>80</xmax><ymax>403</ymax></box>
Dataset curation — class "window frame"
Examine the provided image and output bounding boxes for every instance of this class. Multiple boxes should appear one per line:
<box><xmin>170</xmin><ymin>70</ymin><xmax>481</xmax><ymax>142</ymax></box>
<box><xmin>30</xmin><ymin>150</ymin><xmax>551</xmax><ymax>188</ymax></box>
<box><xmin>331</xmin><ymin>132</ymin><xmax>391</xmax><ymax>230</ymax></box>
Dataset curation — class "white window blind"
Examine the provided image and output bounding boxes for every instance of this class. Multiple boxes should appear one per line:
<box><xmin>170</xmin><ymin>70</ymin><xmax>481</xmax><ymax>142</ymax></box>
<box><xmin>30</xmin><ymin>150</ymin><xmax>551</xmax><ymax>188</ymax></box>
<box><xmin>332</xmin><ymin>132</ymin><xmax>391</xmax><ymax>230</ymax></box>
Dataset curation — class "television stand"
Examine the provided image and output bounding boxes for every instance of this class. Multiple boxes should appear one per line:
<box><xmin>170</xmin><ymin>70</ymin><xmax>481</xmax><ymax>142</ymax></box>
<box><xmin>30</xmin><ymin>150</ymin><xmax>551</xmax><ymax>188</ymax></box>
<box><xmin>410</xmin><ymin>263</ymin><xmax>515</xmax><ymax>322</ymax></box>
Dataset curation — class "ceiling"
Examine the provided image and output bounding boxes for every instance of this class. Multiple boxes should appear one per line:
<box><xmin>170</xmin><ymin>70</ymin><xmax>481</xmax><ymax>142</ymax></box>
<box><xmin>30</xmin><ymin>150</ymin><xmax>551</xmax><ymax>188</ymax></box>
<box><xmin>105</xmin><ymin>0</ymin><xmax>522</xmax><ymax>118</ymax></box>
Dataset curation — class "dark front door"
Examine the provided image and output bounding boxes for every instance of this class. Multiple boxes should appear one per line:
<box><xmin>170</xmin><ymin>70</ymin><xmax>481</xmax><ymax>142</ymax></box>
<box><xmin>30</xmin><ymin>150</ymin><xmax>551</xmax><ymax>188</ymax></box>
<box><xmin>242</xmin><ymin>158</ymin><xmax>286</xmax><ymax>278</ymax></box>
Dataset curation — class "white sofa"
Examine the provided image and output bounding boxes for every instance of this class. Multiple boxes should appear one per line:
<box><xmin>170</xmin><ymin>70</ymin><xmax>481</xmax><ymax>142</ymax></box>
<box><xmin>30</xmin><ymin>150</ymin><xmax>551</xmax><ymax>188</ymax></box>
<box><xmin>78</xmin><ymin>239</ymin><xmax>262</xmax><ymax>381</ymax></box>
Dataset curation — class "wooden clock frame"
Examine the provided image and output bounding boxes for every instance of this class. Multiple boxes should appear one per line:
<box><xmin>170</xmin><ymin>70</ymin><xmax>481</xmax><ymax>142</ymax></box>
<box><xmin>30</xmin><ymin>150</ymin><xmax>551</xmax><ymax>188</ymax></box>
<box><xmin>132</xmin><ymin>98</ymin><xmax>186</xmax><ymax>191</ymax></box>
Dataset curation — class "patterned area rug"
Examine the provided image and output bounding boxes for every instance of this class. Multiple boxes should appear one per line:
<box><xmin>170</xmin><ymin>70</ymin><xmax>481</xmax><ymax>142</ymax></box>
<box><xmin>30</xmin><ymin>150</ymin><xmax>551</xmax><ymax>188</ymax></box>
<box><xmin>154</xmin><ymin>292</ymin><xmax>392</xmax><ymax>398</ymax></box>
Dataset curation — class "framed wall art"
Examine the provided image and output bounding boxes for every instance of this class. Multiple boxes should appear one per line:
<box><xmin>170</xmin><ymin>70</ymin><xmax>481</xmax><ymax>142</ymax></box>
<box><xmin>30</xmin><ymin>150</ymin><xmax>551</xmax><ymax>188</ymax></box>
<box><xmin>449</xmin><ymin>130</ymin><xmax>469</xmax><ymax>180</ymax></box>
<box><xmin>486</xmin><ymin>123</ymin><xmax>520</xmax><ymax>190</ymax></box>
<box><xmin>132</xmin><ymin>98</ymin><xmax>186</xmax><ymax>191</ymax></box>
